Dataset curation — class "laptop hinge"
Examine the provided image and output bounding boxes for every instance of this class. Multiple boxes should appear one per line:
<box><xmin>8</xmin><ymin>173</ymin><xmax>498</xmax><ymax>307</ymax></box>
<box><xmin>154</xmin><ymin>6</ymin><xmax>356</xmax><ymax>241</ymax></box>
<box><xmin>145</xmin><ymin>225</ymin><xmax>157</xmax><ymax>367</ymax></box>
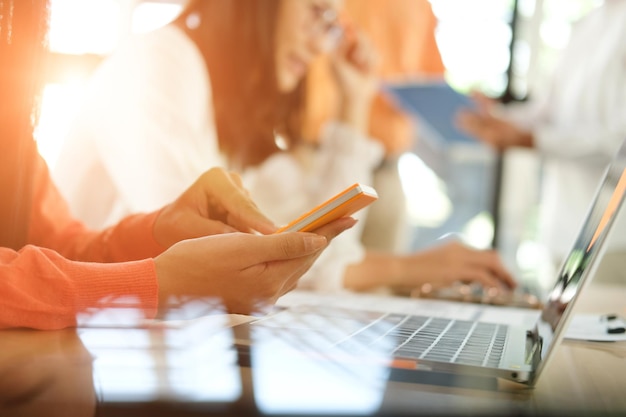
<box><xmin>525</xmin><ymin>327</ymin><xmax>543</xmax><ymax>366</ymax></box>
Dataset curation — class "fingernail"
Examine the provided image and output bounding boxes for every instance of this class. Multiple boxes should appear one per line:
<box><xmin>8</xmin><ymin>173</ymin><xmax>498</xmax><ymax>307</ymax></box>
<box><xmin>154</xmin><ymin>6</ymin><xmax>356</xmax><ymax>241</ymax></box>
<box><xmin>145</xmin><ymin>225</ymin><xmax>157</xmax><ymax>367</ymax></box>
<box><xmin>305</xmin><ymin>235</ymin><xmax>327</xmax><ymax>251</ymax></box>
<box><xmin>345</xmin><ymin>217</ymin><xmax>358</xmax><ymax>228</ymax></box>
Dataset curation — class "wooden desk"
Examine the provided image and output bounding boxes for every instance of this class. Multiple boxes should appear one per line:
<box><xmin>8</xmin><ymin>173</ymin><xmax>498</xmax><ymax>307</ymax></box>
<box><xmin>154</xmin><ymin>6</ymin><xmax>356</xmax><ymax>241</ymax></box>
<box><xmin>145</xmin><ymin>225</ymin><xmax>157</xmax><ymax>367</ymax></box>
<box><xmin>0</xmin><ymin>282</ymin><xmax>624</xmax><ymax>417</ymax></box>
<box><xmin>529</xmin><ymin>281</ymin><xmax>626</xmax><ymax>416</ymax></box>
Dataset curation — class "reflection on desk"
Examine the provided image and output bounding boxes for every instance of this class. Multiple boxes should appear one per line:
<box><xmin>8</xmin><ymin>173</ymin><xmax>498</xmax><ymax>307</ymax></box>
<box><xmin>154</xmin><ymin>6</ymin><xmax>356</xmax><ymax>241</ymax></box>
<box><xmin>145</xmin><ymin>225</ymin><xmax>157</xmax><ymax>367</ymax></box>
<box><xmin>0</xmin><ymin>282</ymin><xmax>624</xmax><ymax>417</ymax></box>
<box><xmin>0</xmin><ymin>329</ymin><xmax>96</xmax><ymax>417</ymax></box>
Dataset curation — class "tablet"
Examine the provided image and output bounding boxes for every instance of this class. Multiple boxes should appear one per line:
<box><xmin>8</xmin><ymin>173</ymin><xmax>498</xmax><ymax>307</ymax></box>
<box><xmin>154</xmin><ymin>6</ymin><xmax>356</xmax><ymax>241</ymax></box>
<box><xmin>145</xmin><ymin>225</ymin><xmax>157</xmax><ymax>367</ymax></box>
<box><xmin>276</xmin><ymin>183</ymin><xmax>378</xmax><ymax>233</ymax></box>
<box><xmin>383</xmin><ymin>80</ymin><xmax>477</xmax><ymax>145</ymax></box>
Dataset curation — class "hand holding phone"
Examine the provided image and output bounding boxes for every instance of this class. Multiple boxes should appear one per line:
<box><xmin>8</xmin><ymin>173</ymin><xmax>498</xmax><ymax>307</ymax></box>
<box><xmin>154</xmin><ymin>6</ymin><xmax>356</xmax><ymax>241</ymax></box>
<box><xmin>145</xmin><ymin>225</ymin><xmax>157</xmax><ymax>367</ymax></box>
<box><xmin>276</xmin><ymin>183</ymin><xmax>378</xmax><ymax>233</ymax></box>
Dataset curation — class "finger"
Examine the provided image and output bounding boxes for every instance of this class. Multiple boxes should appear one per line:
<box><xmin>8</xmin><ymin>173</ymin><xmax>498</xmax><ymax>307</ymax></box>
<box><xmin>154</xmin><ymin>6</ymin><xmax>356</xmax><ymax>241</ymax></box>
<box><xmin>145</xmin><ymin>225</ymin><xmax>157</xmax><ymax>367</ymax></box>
<box><xmin>310</xmin><ymin>216</ymin><xmax>358</xmax><ymax>240</ymax></box>
<box><xmin>457</xmin><ymin>267</ymin><xmax>506</xmax><ymax>290</ymax></box>
<box><xmin>456</xmin><ymin>113</ymin><xmax>500</xmax><ymax>147</ymax></box>
<box><xmin>349</xmin><ymin>33</ymin><xmax>373</xmax><ymax>72</ymax></box>
<box><xmin>240</xmin><ymin>217</ymin><xmax>356</xmax><ymax>268</ymax></box>
<box><xmin>274</xmin><ymin>256</ymin><xmax>317</xmax><ymax>297</ymax></box>
<box><xmin>223</xmin><ymin>218</ymin><xmax>357</xmax><ymax>302</ymax></box>
<box><xmin>487</xmin><ymin>263</ymin><xmax>517</xmax><ymax>289</ymax></box>
<box><xmin>225</xmin><ymin>212</ymin><xmax>266</xmax><ymax>235</ymax></box>
<box><xmin>203</xmin><ymin>168</ymin><xmax>278</xmax><ymax>234</ymax></box>
<box><xmin>226</xmin><ymin>170</ymin><xmax>256</xmax><ymax>202</ymax></box>
<box><xmin>455</xmin><ymin>110</ymin><xmax>480</xmax><ymax>130</ymax></box>
<box><xmin>279</xmin><ymin>234</ymin><xmax>331</xmax><ymax>293</ymax></box>
<box><xmin>469</xmin><ymin>91</ymin><xmax>493</xmax><ymax>112</ymax></box>
<box><xmin>263</xmin><ymin>245</ymin><xmax>327</xmax><ymax>299</ymax></box>
<box><xmin>176</xmin><ymin>216</ymin><xmax>240</xmax><ymax>239</ymax></box>
<box><xmin>228</xmin><ymin>170</ymin><xmax>245</xmax><ymax>189</ymax></box>
<box><xmin>453</xmin><ymin>110</ymin><xmax>471</xmax><ymax>130</ymax></box>
<box><xmin>239</xmin><ymin>232</ymin><xmax>329</xmax><ymax>264</ymax></box>
<box><xmin>467</xmin><ymin>252</ymin><xmax>517</xmax><ymax>289</ymax></box>
<box><xmin>335</xmin><ymin>22</ymin><xmax>359</xmax><ymax>60</ymax></box>
<box><xmin>467</xmin><ymin>265</ymin><xmax>515</xmax><ymax>290</ymax></box>
<box><xmin>237</xmin><ymin>251</ymin><xmax>316</xmax><ymax>304</ymax></box>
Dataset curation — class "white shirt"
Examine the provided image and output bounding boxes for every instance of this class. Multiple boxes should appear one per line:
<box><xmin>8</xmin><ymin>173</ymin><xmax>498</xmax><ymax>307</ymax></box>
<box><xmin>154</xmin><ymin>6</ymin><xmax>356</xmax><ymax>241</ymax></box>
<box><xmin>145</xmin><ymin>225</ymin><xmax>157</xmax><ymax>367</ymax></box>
<box><xmin>499</xmin><ymin>0</ymin><xmax>626</xmax><ymax>261</ymax></box>
<box><xmin>53</xmin><ymin>25</ymin><xmax>385</xmax><ymax>292</ymax></box>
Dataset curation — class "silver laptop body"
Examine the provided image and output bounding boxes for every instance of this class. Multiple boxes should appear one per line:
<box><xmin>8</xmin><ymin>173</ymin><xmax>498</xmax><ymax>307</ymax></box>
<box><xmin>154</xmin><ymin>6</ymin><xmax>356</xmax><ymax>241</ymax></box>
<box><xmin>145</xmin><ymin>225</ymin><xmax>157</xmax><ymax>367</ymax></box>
<box><xmin>236</xmin><ymin>139</ymin><xmax>626</xmax><ymax>387</ymax></box>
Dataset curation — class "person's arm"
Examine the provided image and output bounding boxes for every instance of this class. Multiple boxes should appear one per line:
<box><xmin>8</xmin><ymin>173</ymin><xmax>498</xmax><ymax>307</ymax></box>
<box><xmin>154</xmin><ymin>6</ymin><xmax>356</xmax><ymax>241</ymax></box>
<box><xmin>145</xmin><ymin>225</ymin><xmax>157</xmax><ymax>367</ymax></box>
<box><xmin>31</xmin><ymin>154</ymin><xmax>279</xmax><ymax>263</ymax></box>
<box><xmin>458</xmin><ymin>7</ymin><xmax>626</xmax><ymax>162</ymax></box>
<box><xmin>332</xmin><ymin>24</ymin><xmax>379</xmax><ymax>135</ymax></box>
<box><xmin>343</xmin><ymin>240</ymin><xmax>516</xmax><ymax>293</ymax></box>
<box><xmin>3</xmin><ymin>217</ymin><xmax>356</xmax><ymax>330</ymax></box>
<box><xmin>7</xmin><ymin>152</ymin><xmax>355</xmax><ymax>329</ymax></box>
<box><xmin>29</xmin><ymin>154</ymin><xmax>166</xmax><ymax>262</ymax></box>
<box><xmin>526</xmin><ymin>81</ymin><xmax>626</xmax><ymax>162</ymax></box>
<box><xmin>0</xmin><ymin>245</ymin><xmax>158</xmax><ymax>330</ymax></box>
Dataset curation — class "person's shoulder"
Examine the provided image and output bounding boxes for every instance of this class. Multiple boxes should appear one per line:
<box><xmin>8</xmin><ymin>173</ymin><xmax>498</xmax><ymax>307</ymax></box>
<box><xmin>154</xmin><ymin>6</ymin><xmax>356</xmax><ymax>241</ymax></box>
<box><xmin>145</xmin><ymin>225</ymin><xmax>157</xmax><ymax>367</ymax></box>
<box><xmin>121</xmin><ymin>25</ymin><xmax>185</xmax><ymax>55</ymax></box>
<box><xmin>102</xmin><ymin>25</ymin><xmax>185</xmax><ymax>63</ymax></box>
<box><xmin>138</xmin><ymin>25</ymin><xmax>188</xmax><ymax>46</ymax></box>
<box><xmin>99</xmin><ymin>25</ymin><xmax>197</xmax><ymax>81</ymax></box>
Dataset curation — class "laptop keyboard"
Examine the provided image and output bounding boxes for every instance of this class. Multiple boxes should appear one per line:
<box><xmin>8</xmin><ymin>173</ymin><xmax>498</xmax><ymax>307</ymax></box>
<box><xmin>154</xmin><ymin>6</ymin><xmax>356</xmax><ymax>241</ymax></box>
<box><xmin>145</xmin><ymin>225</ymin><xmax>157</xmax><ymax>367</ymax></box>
<box><xmin>335</xmin><ymin>313</ymin><xmax>508</xmax><ymax>367</ymax></box>
<box><xmin>254</xmin><ymin>307</ymin><xmax>509</xmax><ymax>368</ymax></box>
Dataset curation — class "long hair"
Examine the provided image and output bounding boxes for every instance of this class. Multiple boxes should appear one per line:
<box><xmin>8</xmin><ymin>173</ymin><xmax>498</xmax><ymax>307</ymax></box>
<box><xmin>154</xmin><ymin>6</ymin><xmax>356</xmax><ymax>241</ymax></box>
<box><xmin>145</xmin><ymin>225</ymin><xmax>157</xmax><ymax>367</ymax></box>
<box><xmin>174</xmin><ymin>0</ymin><xmax>306</xmax><ymax>169</ymax></box>
<box><xmin>0</xmin><ymin>0</ymin><xmax>49</xmax><ymax>249</ymax></box>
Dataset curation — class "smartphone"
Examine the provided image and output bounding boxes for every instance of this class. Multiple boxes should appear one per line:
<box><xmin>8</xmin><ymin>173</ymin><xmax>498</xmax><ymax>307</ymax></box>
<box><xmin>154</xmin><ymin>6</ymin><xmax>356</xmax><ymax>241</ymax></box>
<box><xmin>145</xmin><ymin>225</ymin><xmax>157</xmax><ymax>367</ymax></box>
<box><xmin>276</xmin><ymin>183</ymin><xmax>378</xmax><ymax>233</ymax></box>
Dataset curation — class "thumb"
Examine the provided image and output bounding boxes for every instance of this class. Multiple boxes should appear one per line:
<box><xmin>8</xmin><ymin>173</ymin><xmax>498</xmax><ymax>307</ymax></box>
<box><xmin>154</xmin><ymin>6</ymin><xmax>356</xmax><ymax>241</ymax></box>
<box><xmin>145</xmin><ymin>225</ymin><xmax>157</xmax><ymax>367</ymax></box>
<box><xmin>182</xmin><ymin>216</ymin><xmax>239</xmax><ymax>235</ymax></box>
<box><xmin>241</xmin><ymin>232</ymin><xmax>328</xmax><ymax>263</ymax></box>
<box><xmin>163</xmin><ymin>216</ymin><xmax>239</xmax><ymax>245</ymax></box>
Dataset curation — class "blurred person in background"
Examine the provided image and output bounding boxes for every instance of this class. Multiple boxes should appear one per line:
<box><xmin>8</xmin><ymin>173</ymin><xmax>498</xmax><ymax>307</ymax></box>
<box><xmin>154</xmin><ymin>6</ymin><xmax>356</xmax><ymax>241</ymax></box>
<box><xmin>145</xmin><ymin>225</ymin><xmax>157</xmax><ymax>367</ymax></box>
<box><xmin>304</xmin><ymin>0</ymin><xmax>445</xmax><ymax>155</ymax></box>
<box><xmin>54</xmin><ymin>0</ymin><xmax>516</xmax><ymax>297</ymax></box>
<box><xmin>303</xmin><ymin>0</ymin><xmax>446</xmax><ymax>253</ymax></box>
<box><xmin>455</xmin><ymin>0</ymin><xmax>626</xmax><ymax>278</ymax></box>
<box><xmin>0</xmin><ymin>0</ymin><xmax>352</xmax><ymax>330</ymax></box>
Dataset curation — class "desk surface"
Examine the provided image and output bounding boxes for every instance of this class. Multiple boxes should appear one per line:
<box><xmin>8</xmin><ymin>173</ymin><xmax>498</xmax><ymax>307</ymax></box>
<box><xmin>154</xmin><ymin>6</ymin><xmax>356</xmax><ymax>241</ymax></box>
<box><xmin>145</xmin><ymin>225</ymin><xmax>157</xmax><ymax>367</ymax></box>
<box><xmin>1</xmin><ymin>282</ymin><xmax>624</xmax><ymax>417</ymax></box>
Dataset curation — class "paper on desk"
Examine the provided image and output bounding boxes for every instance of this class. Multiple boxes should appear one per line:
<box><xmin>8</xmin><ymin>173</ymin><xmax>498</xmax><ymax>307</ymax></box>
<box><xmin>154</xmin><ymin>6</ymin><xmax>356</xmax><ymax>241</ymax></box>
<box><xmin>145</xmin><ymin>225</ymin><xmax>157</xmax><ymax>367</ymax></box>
<box><xmin>565</xmin><ymin>313</ymin><xmax>626</xmax><ymax>342</ymax></box>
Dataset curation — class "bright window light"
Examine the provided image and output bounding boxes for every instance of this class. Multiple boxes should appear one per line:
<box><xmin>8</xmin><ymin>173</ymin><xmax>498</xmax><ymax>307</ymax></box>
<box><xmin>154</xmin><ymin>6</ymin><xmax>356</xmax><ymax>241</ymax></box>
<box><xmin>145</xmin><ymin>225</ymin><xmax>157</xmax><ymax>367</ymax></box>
<box><xmin>35</xmin><ymin>82</ymin><xmax>88</xmax><ymax>170</ymax></box>
<box><xmin>462</xmin><ymin>211</ymin><xmax>494</xmax><ymax>249</ymax></box>
<box><xmin>132</xmin><ymin>2</ymin><xmax>184</xmax><ymax>34</ymax></box>
<box><xmin>398</xmin><ymin>152</ymin><xmax>452</xmax><ymax>228</ymax></box>
<box><xmin>49</xmin><ymin>0</ymin><xmax>121</xmax><ymax>55</ymax></box>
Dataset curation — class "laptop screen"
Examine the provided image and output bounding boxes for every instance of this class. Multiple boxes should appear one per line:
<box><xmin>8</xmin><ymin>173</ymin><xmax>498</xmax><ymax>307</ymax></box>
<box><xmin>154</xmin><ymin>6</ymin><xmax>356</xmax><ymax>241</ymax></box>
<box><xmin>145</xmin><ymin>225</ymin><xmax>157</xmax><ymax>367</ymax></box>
<box><xmin>533</xmin><ymin>141</ymin><xmax>626</xmax><ymax>378</ymax></box>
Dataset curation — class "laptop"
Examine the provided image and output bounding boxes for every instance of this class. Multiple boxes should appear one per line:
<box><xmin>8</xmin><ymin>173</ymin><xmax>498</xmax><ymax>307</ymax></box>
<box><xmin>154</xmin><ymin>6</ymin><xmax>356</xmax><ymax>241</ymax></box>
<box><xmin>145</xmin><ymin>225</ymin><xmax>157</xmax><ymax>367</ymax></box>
<box><xmin>233</xmin><ymin>139</ymin><xmax>626</xmax><ymax>387</ymax></box>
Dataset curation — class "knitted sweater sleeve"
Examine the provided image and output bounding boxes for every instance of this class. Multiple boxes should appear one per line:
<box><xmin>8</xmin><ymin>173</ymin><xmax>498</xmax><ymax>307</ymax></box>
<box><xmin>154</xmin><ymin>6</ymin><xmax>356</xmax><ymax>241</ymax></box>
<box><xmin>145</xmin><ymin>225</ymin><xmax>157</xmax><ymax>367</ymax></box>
<box><xmin>0</xmin><ymin>153</ymin><xmax>160</xmax><ymax>330</ymax></box>
<box><xmin>0</xmin><ymin>245</ymin><xmax>158</xmax><ymax>330</ymax></box>
<box><xmin>29</xmin><ymin>153</ymin><xmax>166</xmax><ymax>262</ymax></box>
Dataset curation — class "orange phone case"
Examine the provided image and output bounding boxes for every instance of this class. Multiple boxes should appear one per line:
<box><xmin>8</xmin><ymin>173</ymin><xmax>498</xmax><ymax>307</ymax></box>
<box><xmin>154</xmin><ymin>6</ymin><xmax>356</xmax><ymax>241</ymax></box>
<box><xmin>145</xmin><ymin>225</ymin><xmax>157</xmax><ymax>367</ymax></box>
<box><xmin>276</xmin><ymin>183</ymin><xmax>378</xmax><ymax>233</ymax></box>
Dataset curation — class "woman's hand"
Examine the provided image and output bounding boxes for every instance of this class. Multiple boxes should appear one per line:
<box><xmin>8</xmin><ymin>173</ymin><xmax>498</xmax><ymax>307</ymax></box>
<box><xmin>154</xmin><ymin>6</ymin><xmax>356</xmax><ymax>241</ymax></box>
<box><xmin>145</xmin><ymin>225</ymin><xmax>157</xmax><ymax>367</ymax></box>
<box><xmin>153</xmin><ymin>167</ymin><xmax>278</xmax><ymax>248</ymax></box>
<box><xmin>330</xmin><ymin>25</ymin><xmax>379</xmax><ymax>133</ymax></box>
<box><xmin>393</xmin><ymin>240</ymin><xmax>517</xmax><ymax>293</ymax></box>
<box><xmin>154</xmin><ymin>217</ymin><xmax>357</xmax><ymax>315</ymax></box>
<box><xmin>454</xmin><ymin>91</ymin><xmax>534</xmax><ymax>151</ymax></box>
<box><xmin>345</xmin><ymin>239</ymin><xmax>516</xmax><ymax>294</ymax></box>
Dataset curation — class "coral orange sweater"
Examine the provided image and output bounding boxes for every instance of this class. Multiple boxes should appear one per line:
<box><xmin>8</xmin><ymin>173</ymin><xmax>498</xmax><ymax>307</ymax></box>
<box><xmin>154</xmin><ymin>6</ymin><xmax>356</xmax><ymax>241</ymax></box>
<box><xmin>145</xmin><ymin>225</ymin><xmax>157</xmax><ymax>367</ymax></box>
<box><xmin>0</xmin><ymin>155</ymin><xmax>164</xmax><ymax>329</ymax></box>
